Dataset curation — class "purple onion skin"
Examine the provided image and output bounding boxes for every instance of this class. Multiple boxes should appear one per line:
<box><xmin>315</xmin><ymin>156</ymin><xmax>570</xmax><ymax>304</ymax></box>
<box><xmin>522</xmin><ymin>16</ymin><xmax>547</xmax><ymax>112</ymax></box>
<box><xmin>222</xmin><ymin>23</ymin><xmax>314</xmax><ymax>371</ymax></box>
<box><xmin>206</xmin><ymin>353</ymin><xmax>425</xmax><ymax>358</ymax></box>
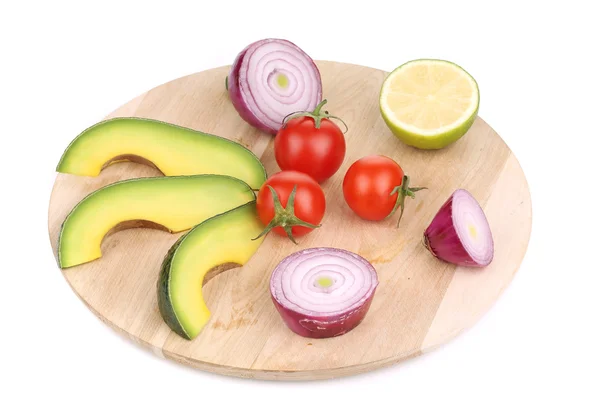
<box><xmin>227</xmin><ymin>45</ymin><xmax>275</xmax><ymax>134</ymax></box>
<box><xmin>424</xmin><ymin>191</ymin><xmax>493</xmax><ymax>267</ymax></box>
<box><xmin>272</xmin><ymin>293</ymin><xmax>376</xmax><ymax>339</ymax></box>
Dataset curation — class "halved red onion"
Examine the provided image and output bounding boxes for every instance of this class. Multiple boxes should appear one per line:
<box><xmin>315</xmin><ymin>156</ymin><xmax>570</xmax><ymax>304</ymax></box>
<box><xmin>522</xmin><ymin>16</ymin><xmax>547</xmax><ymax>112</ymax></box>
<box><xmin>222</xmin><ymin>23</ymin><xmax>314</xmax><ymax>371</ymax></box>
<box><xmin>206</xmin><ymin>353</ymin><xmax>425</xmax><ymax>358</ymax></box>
<box><xmin>270</xmin><ymin>247</ymin><xmax>378</xmax><ymax>339</ymax></box>
<box><xmin>424</xmin><ymin>189</ymin><xmax>494</xmax><ymax>267</ymax></box>
<box><xmin>227</xmin><ymin>38</ymin><xmax>322</xmax><ymax>135</ymax></box>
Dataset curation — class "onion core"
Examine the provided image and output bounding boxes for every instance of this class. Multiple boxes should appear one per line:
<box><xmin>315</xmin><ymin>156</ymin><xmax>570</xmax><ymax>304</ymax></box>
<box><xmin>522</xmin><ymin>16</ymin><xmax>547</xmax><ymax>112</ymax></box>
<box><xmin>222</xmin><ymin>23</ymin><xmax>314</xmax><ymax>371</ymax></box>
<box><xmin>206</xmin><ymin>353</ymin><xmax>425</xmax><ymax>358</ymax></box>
<box><xmin>424</xmin><ymin>189</ymin><xmax>494</xmax><ymax>267</ymax></box>
<box><xmin>227</xmin><ymin>38</ymin><xmax>322</xmax><ymax>135</ymax></box>
<box><xmin>270</xmin><ymin>247</ymin><xmax>379</xmax><ymax>339</ymax></box>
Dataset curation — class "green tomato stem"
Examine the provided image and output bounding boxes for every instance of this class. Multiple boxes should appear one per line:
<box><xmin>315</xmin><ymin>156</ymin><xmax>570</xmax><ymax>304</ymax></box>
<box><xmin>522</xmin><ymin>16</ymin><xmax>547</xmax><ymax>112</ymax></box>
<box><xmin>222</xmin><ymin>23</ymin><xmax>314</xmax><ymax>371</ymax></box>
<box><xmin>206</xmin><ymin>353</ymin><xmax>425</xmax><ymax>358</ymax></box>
<box><xmin>281</xmin><ymin>99</ymin><xmax>349</xmax><ymax>133</ymax></box>
<box><xmin>386</xmin><ymin>175</ymin><xmax>427</xmax><ymax>228</ymax></box>
<box><xmin>312</xmin><ymin>99</ymin><xmax>328</xmax><ymax>117</ymax></box>
<box><xmin>252</xmin><ymin>185</ymin><xmax>321</xmax><ymax>244</ymax></box>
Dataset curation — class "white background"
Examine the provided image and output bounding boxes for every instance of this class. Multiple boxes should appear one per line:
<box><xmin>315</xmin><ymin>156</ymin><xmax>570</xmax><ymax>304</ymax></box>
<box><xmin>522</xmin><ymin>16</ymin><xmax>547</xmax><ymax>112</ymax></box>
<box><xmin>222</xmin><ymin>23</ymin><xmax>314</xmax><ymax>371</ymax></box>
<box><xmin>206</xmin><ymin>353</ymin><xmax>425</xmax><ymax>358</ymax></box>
<box><xmin>2</xmin><ymin>1</ymin><xmax>599</xmax><ymax>416</ymax></box>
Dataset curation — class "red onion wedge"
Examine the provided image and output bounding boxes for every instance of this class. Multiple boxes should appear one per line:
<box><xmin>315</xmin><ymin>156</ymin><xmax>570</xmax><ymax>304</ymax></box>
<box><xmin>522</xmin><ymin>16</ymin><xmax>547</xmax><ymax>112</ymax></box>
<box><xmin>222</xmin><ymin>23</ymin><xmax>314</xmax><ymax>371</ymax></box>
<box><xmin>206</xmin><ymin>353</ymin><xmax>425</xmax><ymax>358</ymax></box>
<box><xmin>227</xmin><ymin>38</ymin><xmax>322</xmax><ymax>135</ymax></box>
<box><xmin>424</xmin><ymin>189</ymin><xmax>494</xmax><ymax>267</ymax></box>
<box><xmin>270</xmin><ymin>247</ymin><xmax>379</xmax><ymax>339</ymax></box>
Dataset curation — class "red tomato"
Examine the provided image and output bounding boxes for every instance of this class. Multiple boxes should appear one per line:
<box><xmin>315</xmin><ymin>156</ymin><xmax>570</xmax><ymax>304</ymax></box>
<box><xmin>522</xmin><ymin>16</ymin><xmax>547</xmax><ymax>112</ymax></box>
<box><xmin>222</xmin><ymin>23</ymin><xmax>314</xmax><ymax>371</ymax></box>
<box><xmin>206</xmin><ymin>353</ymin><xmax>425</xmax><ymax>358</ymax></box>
<box><xmin>274</xmin><ymin>100</ymin><xmax>346</xmax><ymax>183</ymax></box>
<box><xmin>343</xmin><ymin>155</ymin><xmax>425</xmax><ymax>224</ymax></box>
<box><xmin>256</xmin><ymin>170</ymin><xmax>326</xmax><ymax>241</ymax></box>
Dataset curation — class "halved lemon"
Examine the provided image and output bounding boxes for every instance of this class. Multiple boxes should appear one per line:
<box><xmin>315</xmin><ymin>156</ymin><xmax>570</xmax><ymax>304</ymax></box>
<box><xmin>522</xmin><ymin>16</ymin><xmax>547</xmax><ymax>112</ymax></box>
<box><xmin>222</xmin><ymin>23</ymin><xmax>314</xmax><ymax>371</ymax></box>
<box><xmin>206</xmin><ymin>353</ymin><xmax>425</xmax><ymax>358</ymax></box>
<box><xmin>379</xmin><ymin>59</ymin><xmax>480</xmax><ymax>150</ymax></box>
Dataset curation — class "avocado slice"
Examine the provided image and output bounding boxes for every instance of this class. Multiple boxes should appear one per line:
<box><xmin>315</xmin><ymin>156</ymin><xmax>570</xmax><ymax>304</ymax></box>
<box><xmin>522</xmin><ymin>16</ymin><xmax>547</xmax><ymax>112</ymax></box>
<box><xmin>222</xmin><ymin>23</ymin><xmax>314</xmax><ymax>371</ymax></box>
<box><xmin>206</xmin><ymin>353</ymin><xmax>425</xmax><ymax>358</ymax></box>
<box><xmin>58</xmin><ymin>175</ymin><xmax>256</xmax><ymax>269</ymax></box>
<box><xmin>56</xmin><ymin>117</ymin><xmax>267</xmax><ymax>190</ymax></box>
<box><xmin>158</xmin><ymin>201</ymin><xmax>265</xmax><ymax>340</ymax></box>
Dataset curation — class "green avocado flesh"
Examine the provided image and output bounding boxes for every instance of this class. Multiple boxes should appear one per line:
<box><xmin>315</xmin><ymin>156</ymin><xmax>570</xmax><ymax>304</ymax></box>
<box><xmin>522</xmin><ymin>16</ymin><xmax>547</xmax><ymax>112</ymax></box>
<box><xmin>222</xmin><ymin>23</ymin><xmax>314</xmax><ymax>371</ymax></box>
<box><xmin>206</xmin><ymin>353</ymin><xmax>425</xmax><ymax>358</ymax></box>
<box><xmin>58</xmin><ymin>175</ymin><xmax>256</xmax><ymax>269</ymax></box>
<box><xmin>158</xmin><ymin>202</ymin><xmax>265</xmax><ymax>340</ymax></box>
<box><xmin>56</xmin><ymin>117</ymin><xmax>267</xmax><ymax>190</ymax></box>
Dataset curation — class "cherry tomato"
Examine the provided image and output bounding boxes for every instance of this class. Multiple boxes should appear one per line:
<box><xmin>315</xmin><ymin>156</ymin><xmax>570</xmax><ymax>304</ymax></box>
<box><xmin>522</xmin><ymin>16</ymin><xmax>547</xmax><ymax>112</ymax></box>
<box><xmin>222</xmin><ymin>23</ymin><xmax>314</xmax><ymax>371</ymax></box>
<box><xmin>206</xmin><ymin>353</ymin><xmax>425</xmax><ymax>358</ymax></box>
<box><xmin>256</xmin><ymin>170</ymin><xmax>326</xmax><ymax>242</ymax></box>
<box><xmin>342</xmin><ymin>155</ymin><xmax>426</xmax><ymax>225</ymax></box>
<box><xmin>274</xmin><ymin>99</ymin><xmax>346</xmax><ymax>183</ymax></box>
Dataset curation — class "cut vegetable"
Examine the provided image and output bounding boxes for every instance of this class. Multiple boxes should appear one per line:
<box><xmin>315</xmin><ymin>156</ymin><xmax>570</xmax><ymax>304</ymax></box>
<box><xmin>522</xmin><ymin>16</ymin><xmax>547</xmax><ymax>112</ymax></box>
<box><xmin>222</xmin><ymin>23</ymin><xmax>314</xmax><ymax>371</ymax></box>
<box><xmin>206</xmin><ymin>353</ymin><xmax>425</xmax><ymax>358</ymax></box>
<box><xmin>227</xmin><ymin>38</ymin><xmax>322</xmax><ymax>135</ymax></box>
<box><xmin>56</xmin><ymin>117</ymin><xmax>267</xmax><ymax>190</ymax></box>
<box><xmin>58</xmin><ymin>175</ymin><xmax>255</xmax><ymax>268</ymax></box>
<box><xmin>158</xmin><ymin>202</ymin><xmax>265</xmax><ymax>340</ymax></box>
<box><xmin>270</xmin><ymin>247</ymin><xmax>378</xmax><ymax>338</ymax></box>
<box><xmin>423</xmin><ymin>189</ymin><xmax>494</xmax><ymax>267</ymax></box>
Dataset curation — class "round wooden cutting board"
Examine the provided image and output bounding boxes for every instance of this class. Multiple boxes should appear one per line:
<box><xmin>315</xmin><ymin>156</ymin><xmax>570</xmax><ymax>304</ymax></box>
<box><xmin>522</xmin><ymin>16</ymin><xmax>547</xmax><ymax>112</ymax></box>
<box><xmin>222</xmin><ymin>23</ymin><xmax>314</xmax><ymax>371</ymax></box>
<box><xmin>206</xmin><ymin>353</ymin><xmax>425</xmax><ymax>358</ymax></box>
<box><xmin>48</xmin><ymin>60</ymin><xmax>532</xmax><ymax>381</ymax></box>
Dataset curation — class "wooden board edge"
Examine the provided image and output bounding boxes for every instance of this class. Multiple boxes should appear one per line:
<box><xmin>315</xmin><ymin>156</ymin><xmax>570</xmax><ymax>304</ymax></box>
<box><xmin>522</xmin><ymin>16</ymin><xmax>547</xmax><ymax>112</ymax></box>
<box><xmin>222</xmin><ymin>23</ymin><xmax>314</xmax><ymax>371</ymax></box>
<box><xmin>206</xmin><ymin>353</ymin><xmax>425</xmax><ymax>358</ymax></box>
<box><xmin>63</xmin><ymin>286</ymin><xmax>427</xmax><ymax>381</ymax></box>
<box><xmin>161</xmin><ymin>347</ymin><xmax>423</xmax><ymax>381</ymax></box>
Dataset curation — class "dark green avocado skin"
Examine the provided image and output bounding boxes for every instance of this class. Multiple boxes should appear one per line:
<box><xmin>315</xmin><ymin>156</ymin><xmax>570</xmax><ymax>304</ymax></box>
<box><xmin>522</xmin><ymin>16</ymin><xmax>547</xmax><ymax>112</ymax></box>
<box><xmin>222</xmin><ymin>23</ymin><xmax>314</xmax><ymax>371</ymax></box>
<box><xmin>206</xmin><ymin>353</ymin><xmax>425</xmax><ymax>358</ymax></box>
<box><xmin>157</xmin><ymin>233</ymin><xmax>189</xmax><ymax>340</ymax></box>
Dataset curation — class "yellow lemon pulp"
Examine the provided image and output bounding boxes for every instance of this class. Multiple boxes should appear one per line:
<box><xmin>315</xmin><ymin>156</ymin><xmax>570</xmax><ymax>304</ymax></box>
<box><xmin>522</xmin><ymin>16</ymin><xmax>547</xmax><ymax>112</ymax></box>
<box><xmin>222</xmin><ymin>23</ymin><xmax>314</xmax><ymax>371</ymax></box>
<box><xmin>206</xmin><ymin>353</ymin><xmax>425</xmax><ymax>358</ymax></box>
<box><xmin>380</xmin><ymin>59</ymin><xmax>479</xmax><ymax>149</ymax></box>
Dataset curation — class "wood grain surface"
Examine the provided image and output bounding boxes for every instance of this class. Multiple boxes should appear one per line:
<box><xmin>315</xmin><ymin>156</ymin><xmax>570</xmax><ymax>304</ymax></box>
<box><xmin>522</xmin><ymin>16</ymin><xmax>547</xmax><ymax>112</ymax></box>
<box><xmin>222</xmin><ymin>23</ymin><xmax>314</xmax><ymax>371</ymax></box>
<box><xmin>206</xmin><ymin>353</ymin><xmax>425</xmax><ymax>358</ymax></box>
<box><xmin>48</xmin><ymin>61</ymin><xmax>532</xmax><ymax>380</ymax></box>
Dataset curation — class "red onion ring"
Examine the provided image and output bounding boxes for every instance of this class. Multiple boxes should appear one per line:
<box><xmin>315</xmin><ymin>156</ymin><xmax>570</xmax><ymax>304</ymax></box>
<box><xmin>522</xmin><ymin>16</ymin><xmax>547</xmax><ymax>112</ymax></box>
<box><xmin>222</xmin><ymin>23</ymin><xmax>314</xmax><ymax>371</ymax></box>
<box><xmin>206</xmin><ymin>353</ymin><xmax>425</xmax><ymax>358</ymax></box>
<box><xmin>270</xmin><ymin>247</ymin><xmax>379</xmax><ymax>339</ymax></box>
<box><xmin>424</xmin><ymin>189</ymin><xmax>494</xmax><ymax>267</ymax></box>
<box><xmin>227</xmin><ymin>38</ymin><xmax>322</xmax><ymax>135</ymax></box>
